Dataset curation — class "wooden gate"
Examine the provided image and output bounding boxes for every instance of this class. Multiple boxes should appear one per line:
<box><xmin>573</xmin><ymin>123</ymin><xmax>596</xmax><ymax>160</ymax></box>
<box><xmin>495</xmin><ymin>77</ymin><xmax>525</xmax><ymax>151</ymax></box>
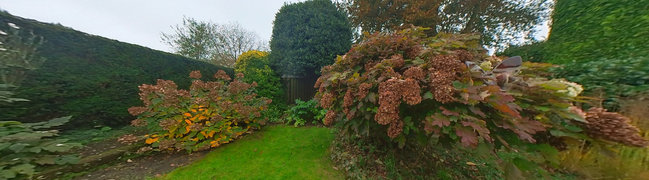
<box><xmin>281</xmin><ymin>74</ymin><xmax>317</xmax><ymax>104</ymax></box>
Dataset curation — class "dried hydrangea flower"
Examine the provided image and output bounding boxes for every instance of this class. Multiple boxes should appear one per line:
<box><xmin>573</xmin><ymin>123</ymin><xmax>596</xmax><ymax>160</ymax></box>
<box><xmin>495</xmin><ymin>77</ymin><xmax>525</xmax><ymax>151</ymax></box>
<box><xmin>583</xmin><ymin>107</ymin><xmax>648</xmax><ymax>147</ymax></box>
<box><xmin>387</xmin><ymin>120</ymin><xmax>404</xmax><ymax>138</ymax></box>
<box><xmin>357</xmin><ymin>83</ymin><xmax>372</xmax><ymax>99</ymax></box>
<box><xmin>320</xmin><ymin>92</ymin><xmax>335</xmax><ymax>109</ymax></box>
<box><xmin>214</xmin><ymin>70</ymin><xmax>231</xmax><ymax>81</ymax></box>
<box><xmin>128</xmin><ymin>106</ymin><xmax>147</xmax><ymax>116</ymax></box>
<box><xmin>402</xmin><ymin>78</ymin><xmax>422</xmax><ymax>105</ymax></box>
<box><xmin>189</xmin><ymin>70</ymin><xmax>202</xmax><ymax>79</ymax></box>
<box><xmin>404</xmin><ymin>66</ymin><xmax>425</xmax><ymax>80</ymax></box>
<box><xmin>324</xmin><ymin>110</ymin><xmax>337</xmax><ymax>126</ymax></box>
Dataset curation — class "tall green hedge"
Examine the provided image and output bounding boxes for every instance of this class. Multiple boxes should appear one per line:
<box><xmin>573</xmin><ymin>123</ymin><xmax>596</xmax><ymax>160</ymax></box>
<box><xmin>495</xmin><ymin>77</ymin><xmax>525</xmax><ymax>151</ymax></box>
<box><xmin>500</xmin><ymin>0</ymin><xmax>649</xmax><ymax>109</ymax></box>
<box><xmin>502</xmin><ymin>0</ymin><xmax>649</xmax><ymax>64</ymax></box>
<box><xmin>0</xmin><ymin>11</ymin><xmax>232</xmax><ymax>127</ymax></box>
<box><xmin>546</xmin><ymin>0</ymin><xmax>649</xmax><ymax>63</ymax></box>
<box><xmin>269</xmin><ymin>0</ymin><xmax>352</xmax><ymax>77</ymax></box>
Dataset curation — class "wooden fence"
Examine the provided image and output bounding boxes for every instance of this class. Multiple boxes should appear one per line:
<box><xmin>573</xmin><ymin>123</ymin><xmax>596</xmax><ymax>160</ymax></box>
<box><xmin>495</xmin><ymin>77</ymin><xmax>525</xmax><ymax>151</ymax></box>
<box><xmin>281</xmin><ymin>74</ymin><xmax>318</xmax><ymax>104</ymax></box>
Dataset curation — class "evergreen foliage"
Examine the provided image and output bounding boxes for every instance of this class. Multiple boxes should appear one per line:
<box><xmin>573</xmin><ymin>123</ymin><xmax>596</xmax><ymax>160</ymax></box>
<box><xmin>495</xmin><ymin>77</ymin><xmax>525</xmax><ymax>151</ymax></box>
<box><xmin>269</xmin><ymin>0</ymin><xmax>353</xmax><ymax>77</ymax></box>
<box><xmin>500</xmin><ymin>0</ymin><xmax>649</xmax><ymax>108</ymax></box>
<box><xmin>544</xmin><ymin>0</ymin><xmax>649</xmax><ymax>64</ymax></box>
<box><xmin>234</xmin><ymin>50</ymin><xmax>282</xmax><ymax>102</ymax></box>
<box><xmin>502</xmin><ymin>0</ymin><xmax>649</xmax><ymax>64</ymax></box>
<box><xmin>0</xmin><ymin>11</ymin><xmax>232</xmax><ymax>127</ymax></box>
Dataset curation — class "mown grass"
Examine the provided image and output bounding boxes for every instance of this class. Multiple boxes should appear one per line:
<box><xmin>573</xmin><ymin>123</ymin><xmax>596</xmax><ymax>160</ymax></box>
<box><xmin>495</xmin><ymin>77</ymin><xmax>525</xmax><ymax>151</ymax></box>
<box><xmin>161</xmin><ymin>125</ymin><xmax>343</xmax><ymax>180</ymax></box>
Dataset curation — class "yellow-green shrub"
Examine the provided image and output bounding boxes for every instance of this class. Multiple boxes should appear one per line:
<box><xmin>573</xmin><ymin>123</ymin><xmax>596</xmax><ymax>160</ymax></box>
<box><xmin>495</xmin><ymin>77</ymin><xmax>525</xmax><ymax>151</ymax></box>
<box><xmin>234</xmin><ymin>50</ymin><xmax>283</xmax><ymax>103</ymax></box>
<box><xmin>128</xmin><ymin>70</ymin><xmax>271</xmax><ymax>152</ymax></box>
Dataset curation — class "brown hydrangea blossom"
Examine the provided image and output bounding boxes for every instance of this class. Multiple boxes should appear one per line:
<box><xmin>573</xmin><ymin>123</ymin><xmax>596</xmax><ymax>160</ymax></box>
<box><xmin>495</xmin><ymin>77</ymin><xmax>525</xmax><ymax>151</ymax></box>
<box><xmin>128</xmin><ymin>106</ymin><xmax>147</xmax><ymax>116</ymax></box>
<box><xmin>403</xmin><ymin>66</ymin><xmax>425</xmax><ymax>80</ymax></box>
<box><xmin>189</xmin><ymin>123</ymin><xmax>203</xmax><ymax>131</ymax></box>
<box><xmin>380</xmin><ymin>67</ymin><xmax>402</xmax><ymax>80</ymax></box>
<box><xmin>158</xmin><ymin>139</ymin><xmax>176</xmax><ymax>150</ymax></box>
<box><xmin>324</xmin><ymin>110</ymin><xmax>337</xmax><ymax>126</ymax></box>
<box><xmin>364</xmin><ymin>61</ymin><xmax>378</xmax><ymax>72</ymax></box>
<box><xmin>235</xmin><ymin>72</ymin><xmax>245</xmax><ymax>79</ymax></box>
<box><xmin>454</xmin><ymin>50</ymin><xmax>474</xmax><ymax>62</ymax></box>
<box><xmin>583</xmin><ymin>107</ymin><xmax>648</xmax><ymax>147</ymax></box>
<box><xmin>343</xmin><ymin>89</ymin><xmax>354</xmax><ymax>108</ymax></box>
<box><xmin>131</xmin><ymin>118</ymin><xmax>147</xmax><ymax>127</ymax></box>
<box><xmin>320</xmin><ymin>92</ymin><xmax>335</xmax><ymax>109</ymax></box>
<box><xmin>387</xmin><ymin>120</ymin><xmax>404</xmax><ymax>138</ymax></box>
<box><xmin>228</xmin><ymin>80</ymin><xmax>251</xmax><ymax>94</ymax></box>
<box><xmin>357</xmin><ymin>83</ymin><xmax>372</xmax><ymax>99</ymax></box>
<box><xmin>314</xmin><ymin>77</ymin><xmax>323</xmax><ymax>89</ymax></box>
<box><xmin>117</xmin><ymin>134</ymin><xmax>139</xmax><ymax>145</ymax></box>
<box><xmin>136</xmin><ymin>146</ymin><xmax>153</xmax><ymax>154</ymax></box>
<box><xmin>376</xmin><ymin>79</ymin><xmax>402</xmax><ymax>125</ymax></box>
<box><xmin>178</xmin><ymin>89</ymin><xmax>190</xmax><ymax>98</ymax></box>
<box><xmin>191</xmin><ymin>80</ymin><xmax>208</xmax><ymax>91</ymax></box>
<box><xmin>383</xmin><ymin>54</ymin><xmax>405</xmax><ymax>68</ymax></box>
<box><xmin>214</xmin><ymin>70</ymin><xmax>231</xmax><ymax>81</ymax></box>
<box><xmin>427</xmin><ymin>55</ymin><xmax>464</xmax><ymax>103</ymax></box>
<box><xmin>158</xmin><ymin>119</ymin><xmax>176</xmax><ymax>130</ymax></box>
<box><xmin>402</xmin><ymin>78</ymin><xmax>422</xmax><ymax>105</ymax></box>
<box><xmin>189</xmin><ymin>70</ymin><xmax>202</xmax><ymax>79</ymax></box>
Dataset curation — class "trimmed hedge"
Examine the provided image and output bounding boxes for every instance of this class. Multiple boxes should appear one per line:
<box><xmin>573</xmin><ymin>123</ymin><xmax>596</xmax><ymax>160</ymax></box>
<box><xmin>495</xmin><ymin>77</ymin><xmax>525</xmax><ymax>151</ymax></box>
<box><xmin>0</xmin><ymin>11</ymin><xmax>232</xmax><ymax>127</ymax></box>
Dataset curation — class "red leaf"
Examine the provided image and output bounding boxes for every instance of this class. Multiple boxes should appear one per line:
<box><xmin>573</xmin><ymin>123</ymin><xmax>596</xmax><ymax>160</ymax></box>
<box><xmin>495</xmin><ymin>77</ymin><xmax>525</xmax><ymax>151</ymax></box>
<box><xmin>440</xmin><ymin>106</ymin><xmax>460</xmax><ymax>116</ymax></box>
<box><xmin>431</xmin><ymin>114</ymin><xmax>451</xmax><ymax>127</ymax></box>
<box><xmin>469</xmin><ymin>106</ymin><xmax>486</xmax><ymax>118</ymax></box>
<box><xmin>456</xmin><ymin>126</ymin><xmax>478</xmax><ymax>148</ymax></box>
<box><xmin>461</xmin><ymin>120</ymin><xmax>492</xmax><ymax>142</ymax></box>
<box><xmin>501</xmin><ymin>119</ymin><xmax>546</xmax><ymax>143</ymax></box>
<box><xmin>492</xmin><ymin>102</ymin><xmax>521</xmax><ymax>118</ymax></box>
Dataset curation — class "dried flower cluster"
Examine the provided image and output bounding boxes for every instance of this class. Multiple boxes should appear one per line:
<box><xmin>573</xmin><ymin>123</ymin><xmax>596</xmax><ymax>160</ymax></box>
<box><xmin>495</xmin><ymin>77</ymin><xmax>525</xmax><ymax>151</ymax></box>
<box><xmin>427</xmin><ymin>55</ymin><xmax>465</xmax><ymax>103</ymax></box>
<box><xmin>583</xmin><ymin>107</ymin><xmax>648</xmax><ymax>147</ymax></box>
<box><xmin>129</xmin><ymin>70</ymin><xmax>271</xmax><ymax>152</ymax></box>
<box><xmin>117</xmin><ymin>134</ymin><xmax>139</xmax><ymax>145</ymax></box>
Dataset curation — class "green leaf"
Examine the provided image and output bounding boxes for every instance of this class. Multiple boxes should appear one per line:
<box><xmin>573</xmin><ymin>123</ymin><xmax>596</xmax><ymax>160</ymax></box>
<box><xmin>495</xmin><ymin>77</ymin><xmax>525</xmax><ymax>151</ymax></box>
<box><xmin>34</xmin><ymin>155</ymin><xmax>57</xmax><ymax>165</ymax></box>
<box><xmin>10</xmin><ymin>164</ymin><xmax>35</xmax><ymax>176</ymax></box>
<box><xmin>452</xmin><ymin>81</ymin><xmax>468</xmax><ymax>89</ymax></box>
<box><xmin>8</xmin><ymin>143</ymin><xmax>28</xmax><ymax>153</ymax></box>
<box><xmin>423</xmin><ymin>91</ymin><xmax>433</xmax><ymax>100</ymax></box>
<box><xmin>0</xmin><ymin>169</ymin><xmax>17</xmax><ymax>179</ymax></box>
<box><xmin>29</xmin><ymin>116</ymin><xmax>71</xmax><ymax>129</ymax></box>
<box><xmin>0</xmin><ymin>143</ymin><xmax>11</xmax><ymax>151</ymax></box>
<box><xmin>55</xmin><ymin>155</ymin><xmax>80</xmax><ymax>165</ymax></box>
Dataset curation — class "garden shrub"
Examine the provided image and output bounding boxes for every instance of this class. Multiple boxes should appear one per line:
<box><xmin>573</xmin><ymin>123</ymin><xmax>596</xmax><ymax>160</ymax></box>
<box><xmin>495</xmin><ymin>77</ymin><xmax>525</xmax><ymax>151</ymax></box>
<box><xmin>315</xmin><ymin>27</ymin><xmax>648</xmax><ymax>177</ymax></box>
<box><xmin>0</xmin><ymin>116</ymin><xmax>80</xmax><ymax>180</ymax></box>
<box><xmin>234</xmin><ymin>50</ymin><xmax>283</xmax><ymax>103</ymax></box>
<box><xmin>551</xmin><ymin>56</ymin><xmax>649</xmax><ymax>110</ymax></box>
<box><xmin>269</xmin><ymin>0</ymin><xmax>352</xmax><ymax>77</ymax></box>
<box><xmin>128</xmin><ymin>70</ymin><xmax>271</xmax><ymax>152</ymax></box>
<box><xmin>284</xmin><ymin>99</ymin><xmax>326</xmax><ymax>127</ymax></box>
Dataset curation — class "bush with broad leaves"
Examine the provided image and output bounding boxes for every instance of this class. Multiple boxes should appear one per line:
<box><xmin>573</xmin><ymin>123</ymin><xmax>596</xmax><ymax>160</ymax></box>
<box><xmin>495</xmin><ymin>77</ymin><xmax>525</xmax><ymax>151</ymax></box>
<box><xmin>129</xmin><ymin>70</ymin><xmax>271</xmax><ymax>153</ymax></box>
<box><xmin>315</xmin><ymin>27</ymin><xmax>647</xmax><ymax>153</ymax></box>
<box><xmin>0</xmin><ymin>116</ymin><xmax>80</xmax><ymax>180</ymax></box>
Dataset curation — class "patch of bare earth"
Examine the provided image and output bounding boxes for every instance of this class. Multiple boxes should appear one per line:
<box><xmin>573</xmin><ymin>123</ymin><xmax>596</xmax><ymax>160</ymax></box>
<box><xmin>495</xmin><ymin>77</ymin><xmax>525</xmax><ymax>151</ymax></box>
<box><xmin>75</xmin><ymin>151</ymin><xmax>208</xmax><ymax>180</ymax></box>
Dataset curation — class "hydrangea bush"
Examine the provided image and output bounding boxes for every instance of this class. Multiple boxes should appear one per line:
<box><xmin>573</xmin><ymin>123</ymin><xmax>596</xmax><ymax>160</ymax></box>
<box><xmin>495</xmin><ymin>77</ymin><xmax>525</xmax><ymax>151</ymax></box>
<box><xmin>315</xmin><ymin>27</ymin><xmax>647</xmax><ymax>149</ymax></box>
<box><xmin>129</xmin><ymin>70</ymin><xmax>271</xmax><ymax>152</ymax></box>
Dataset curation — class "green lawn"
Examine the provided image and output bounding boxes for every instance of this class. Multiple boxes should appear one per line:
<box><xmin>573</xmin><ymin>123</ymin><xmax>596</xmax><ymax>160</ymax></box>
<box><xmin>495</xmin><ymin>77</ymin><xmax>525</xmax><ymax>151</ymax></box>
<box><xmin>162</xmin><ymin>125</ymin><xmax>343</xmax><ymax>180</ymax></box>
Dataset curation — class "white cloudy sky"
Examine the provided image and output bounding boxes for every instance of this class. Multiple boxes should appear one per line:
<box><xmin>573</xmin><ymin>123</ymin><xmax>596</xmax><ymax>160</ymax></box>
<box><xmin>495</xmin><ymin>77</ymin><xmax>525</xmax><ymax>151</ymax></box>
<box><xmin>0</xmin><ymin>0</ymin><xmax>303</xmax><ymax>52</ymax></box>
<box><xmin>0</xmin><ymin>0</ymin><xmax>549</xmax><ymax>53</ymax></box>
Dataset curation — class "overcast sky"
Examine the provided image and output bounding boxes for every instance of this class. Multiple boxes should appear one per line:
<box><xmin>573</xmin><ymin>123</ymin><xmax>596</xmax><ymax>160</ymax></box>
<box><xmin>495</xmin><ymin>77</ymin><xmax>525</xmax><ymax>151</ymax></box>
<box><xmin>0</xmin><ymin>0</ymin><xmax>303</xmax><ymax>52</ymax></box>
